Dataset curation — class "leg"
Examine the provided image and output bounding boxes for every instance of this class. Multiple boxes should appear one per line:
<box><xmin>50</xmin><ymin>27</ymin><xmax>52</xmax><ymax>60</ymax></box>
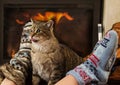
<box><xmin>1</xmin><ymin>78</ymin><xmax>16</xmax><ymax>85</ymax></box>
<box><xmin>56</xmin><ymin>30</ymin><xmax>118</xmax><ymax>85</ymax></box>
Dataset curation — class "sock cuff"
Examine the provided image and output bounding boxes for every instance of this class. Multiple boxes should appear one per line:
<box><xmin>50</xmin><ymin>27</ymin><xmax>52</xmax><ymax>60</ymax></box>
<box><xmin>66</xmin><ymin>64</ymin><xmax>98</xmax><ymax>85</ymax></box>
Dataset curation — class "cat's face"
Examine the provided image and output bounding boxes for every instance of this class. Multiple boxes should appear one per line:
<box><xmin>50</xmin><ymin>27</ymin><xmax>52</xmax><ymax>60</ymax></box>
<box><xmin>30</xmin><ymin>20</ymin><xmax>54</xmax><ymax>43</ymax></box>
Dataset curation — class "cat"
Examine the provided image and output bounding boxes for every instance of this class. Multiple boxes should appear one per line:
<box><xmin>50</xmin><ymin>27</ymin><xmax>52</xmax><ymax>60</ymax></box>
<box><xmin>30</xmin><ymin>20</ymin><xmax>83</xmax><ymax>85</ymax></box>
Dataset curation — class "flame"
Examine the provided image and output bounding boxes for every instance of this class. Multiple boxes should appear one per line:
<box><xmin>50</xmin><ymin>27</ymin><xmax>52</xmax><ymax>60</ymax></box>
<box><xmin>16</xmin><ymin>19</ymin><xmax>25</xmax><ymax>25</ymax></box>
<box><xmin>56</xmin><ymin>12</ymin><xmax>64</xmax><ymax>23</ymax></box>
<box><xmin>63</xmin><ymin>12</ymin><xmax>74</xmax><ymax>21</ymax></box>
<box><xmin>45</xmin><ymin>12</ymin><xmax>55</xmax><ymax>20</ymax></box>
<box><xmin>32</xmin><ymin>12</ymin><xmax>74</xmax><ymax>23</ymax></box>
<box><xmin>11</xmin><ymin>50</ymin><xmax>16</xmax><ymax>58</ymax></box>
<box><xmin>16</xmin><ymin>12</ymin><xmax>74</xmax><ymax>24</ymax></box>
<box><xmin>33</xmin><ymin>13</ymin><xmax>45</xmax><ymax>21</ymax></box>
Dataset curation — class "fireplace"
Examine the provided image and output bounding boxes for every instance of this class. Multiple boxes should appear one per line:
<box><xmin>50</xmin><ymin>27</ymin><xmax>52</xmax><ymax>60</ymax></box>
<box><xmin>0</xmin><ymin>0</ymin><xmax>102</xmax><ymax>64</ymax></box>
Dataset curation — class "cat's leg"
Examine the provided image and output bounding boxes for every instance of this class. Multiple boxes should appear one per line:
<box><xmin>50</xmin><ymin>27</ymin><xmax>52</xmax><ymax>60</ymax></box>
<box><xmin>32</xmin><ymin>75</ymin><xmax>41</xmax><ymax>85</ymax></box>
<box><xmin>48</xmin><ymin>67</ymin><xmax>64</xmax><ymax>85</ymax></box>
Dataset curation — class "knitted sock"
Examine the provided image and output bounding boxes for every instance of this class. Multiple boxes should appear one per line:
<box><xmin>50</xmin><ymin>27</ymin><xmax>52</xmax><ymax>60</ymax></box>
<box><xmin>67</xmin><ymin>30</ymin><xmax>118</xmax><ymax>85</ymax></box>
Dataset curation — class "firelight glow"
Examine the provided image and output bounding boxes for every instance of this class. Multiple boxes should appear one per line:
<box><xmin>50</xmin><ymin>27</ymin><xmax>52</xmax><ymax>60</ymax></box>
<box><xmin>32</xmin><ymin>12</ymin><xmax>73</xmax><ymax>23</ymax></box>
<box><xmin>16</xmin><ymin>12</ymin><xmax>74</xmax><ymax>24</ymax></box>
<box><xmin>32</xmin><ymin>12</ymin><xmax>74</xmax><ymax>23</ymax></box>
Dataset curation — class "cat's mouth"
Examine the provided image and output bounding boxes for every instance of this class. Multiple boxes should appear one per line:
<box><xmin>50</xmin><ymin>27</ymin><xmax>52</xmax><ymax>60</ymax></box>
<box><xmin>31</xmin><ymin>37</ymin><xmax>39</xmax><ymax>42</ymax></box>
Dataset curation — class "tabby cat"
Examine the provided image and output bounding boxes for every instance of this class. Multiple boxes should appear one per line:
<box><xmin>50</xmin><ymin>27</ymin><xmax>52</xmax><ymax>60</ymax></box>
<box><xmin>30</xmin><ymin>20</ymin><xmax>83</xmax><ymax>85</ymax></box>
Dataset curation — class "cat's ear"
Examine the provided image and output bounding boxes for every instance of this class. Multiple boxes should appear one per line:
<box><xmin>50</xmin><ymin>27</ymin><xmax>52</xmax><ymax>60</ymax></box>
<box><xmin>30</xmin><ymin>18</ymin><xmax>38</xmax><ymax>24</ymax></box>
<box><xmin>46</xmin><ymin>20</ymin><xmax>54</xmax><ymax>28</ymax></box>
<box><xmin>30</xmin><ymin>18</ymin><xmax>34</xmax><ymax>23</ymax></box>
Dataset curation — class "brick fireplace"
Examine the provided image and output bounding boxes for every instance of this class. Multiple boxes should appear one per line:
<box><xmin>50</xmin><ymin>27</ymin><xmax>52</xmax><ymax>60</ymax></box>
<box><xmin>0</xmin><ymin>0</ymin><xmax>102</xmax><ymax>64</ymax></box>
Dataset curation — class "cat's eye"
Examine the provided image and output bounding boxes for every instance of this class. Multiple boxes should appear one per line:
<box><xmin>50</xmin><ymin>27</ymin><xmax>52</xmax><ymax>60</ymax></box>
<box><xmin>36</xmin><ymin>29</ymin><xmax>41</xmax><ymax>33</ymax></box>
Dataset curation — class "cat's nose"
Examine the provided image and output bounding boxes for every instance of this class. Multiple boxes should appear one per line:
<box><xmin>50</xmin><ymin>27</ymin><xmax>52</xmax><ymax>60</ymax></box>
<box><xmin>31</xmin><ymin>37</ymin><xmax>39</xmax><ymax>42</ymax></box>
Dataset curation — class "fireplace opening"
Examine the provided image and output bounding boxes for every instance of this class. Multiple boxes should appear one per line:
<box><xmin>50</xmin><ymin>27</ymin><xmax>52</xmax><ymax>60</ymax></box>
<box><xmin>3</xmin><ymin>4</ymin><xmax>93</xmax><ymax>60</ymax></box>
<box><xmin>0</xmin><ymin>0</ymin><xmax>102</xmax><ymax>65</ymax></box>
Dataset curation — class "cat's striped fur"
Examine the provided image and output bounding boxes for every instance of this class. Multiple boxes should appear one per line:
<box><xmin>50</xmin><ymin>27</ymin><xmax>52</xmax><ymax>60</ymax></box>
<box><xmin>30</xmin><ymin>20</ymin><xmax>83</xmax><ymax>85</ymax></box>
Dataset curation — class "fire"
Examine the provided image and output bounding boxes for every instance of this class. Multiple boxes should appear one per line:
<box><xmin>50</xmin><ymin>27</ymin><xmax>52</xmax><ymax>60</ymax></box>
<box><xmin>32</xmin><ymin>13</ymin><xmax>45</xmax><ymax>21</ymax></box>
<box><xmin>11</xmin><ymin>50</ymin><xmax>16</xmax><ymax>58</ymax></box>
<box><xmin>16</xmin><ymin>19</ymin><xmax>25</xmax><ymax>25</ymax></box>
<box><xmin>63</xmin><ymin>12</ymin><xmax>74</xmax><ymax>21</ymax></box>
<box><xmin>32</xmin><ymin>12</ymin><xmax>74</xmax><ymax>23</ymax></box>
<box><xmin>45</xmin><ymin>12</ymin><xmax>55</xmax><ymax>20</ymax></box>
<box><xmin>16</xmin><ymin>12</ymin><xmax>74</xmax><ymax>24</ymax></box>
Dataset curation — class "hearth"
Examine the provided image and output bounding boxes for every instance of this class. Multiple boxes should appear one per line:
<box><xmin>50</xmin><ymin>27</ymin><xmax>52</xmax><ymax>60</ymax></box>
<box><xmin>0</xmin><ymin>0</ymin><xmax>102</xmax><ymax>64</ymax></box>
